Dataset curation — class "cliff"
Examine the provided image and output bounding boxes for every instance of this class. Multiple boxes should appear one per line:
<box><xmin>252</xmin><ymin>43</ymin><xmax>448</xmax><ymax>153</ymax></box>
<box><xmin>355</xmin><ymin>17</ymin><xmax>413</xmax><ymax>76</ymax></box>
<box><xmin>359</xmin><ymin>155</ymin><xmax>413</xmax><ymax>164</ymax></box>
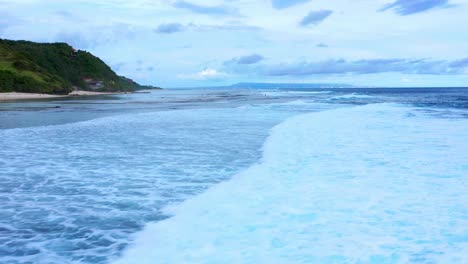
<box><xmin>0</xmin><ymin>39</ymin><xmax>159</xmax><ymax>94</ymax></box>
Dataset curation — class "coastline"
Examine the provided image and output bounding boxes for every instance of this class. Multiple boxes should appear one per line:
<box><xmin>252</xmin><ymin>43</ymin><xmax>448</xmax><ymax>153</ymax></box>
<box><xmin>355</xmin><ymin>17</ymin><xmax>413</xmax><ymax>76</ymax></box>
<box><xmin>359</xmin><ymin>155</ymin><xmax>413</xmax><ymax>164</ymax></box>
<box><xmin>0</xmin><ymin>91</ymin><xmax>128</xmax><ymax>101</ymax></box>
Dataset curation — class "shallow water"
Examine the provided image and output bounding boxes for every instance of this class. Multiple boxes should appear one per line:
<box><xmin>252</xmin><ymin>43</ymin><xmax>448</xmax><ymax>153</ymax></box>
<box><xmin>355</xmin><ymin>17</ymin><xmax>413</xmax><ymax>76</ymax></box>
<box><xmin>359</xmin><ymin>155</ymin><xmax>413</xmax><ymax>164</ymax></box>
<box><xmin>0</xmin><ymin>88</ymin><xmax>467</xmax><ymax>263</ymax></box>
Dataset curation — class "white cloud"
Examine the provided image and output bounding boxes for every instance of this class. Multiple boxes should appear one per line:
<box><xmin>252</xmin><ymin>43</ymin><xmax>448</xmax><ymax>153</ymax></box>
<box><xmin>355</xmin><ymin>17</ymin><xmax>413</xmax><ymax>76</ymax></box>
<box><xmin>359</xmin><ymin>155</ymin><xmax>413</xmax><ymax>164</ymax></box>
<box><xmin>178</xmin><ymin>68</ymin><xmax>228</xmax><ymax>80</ymax></box>
<box><xmin>199</xmin><ymin>68</ymin><xmax>222</xmax><ymax>77</ymax></box>
<box><xmin>1</xmin><ymin>0</ymin><xmax>468</xmax><ymax>87</ymax></box>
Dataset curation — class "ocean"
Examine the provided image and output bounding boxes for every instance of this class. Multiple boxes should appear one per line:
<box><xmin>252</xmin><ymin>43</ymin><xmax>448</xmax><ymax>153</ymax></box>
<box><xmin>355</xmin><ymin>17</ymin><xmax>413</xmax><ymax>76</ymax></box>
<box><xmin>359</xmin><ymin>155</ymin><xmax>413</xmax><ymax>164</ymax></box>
<box><xmin>0</xmin><ymin>88</ymin><xmax>467</xmax><ymax>263</ymax></box>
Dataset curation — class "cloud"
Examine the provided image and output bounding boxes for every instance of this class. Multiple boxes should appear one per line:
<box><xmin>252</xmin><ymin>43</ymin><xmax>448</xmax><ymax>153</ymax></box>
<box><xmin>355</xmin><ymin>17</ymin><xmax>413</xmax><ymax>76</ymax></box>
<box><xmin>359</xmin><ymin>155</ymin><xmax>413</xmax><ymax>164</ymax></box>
<box><xmin>198</xmin><ymin>68</ymin><xmax>223</xmax><ymax>78</ymax></box>
<box><xmin>300</xmin><ymin>10</ymin><xmax>333</xmax><ymax>26</ymax></box>
<box><xmin>263</xmin><ymin>58</ymin><xmax>468</xmax><ymax>76</ymax></box>
<box><xmin>172</xmin><ymin>0</ymin><xmax>239</xmax><ymax>16</ymax></box>
<box><xmin>450</xmin><ymin>58</ymin><xmax>468</xmax><ymax>68</ymax></box>
<box><xmin>380</xmin><ymin>0</ymin><xmax>454</xmax><ymax>15</ymax></box>
<box><xmin>192</xmin><ymin>22</ymin><xmax>261</xmax><ymax>31</ymax></box>
<box><xmin>155</xmin><ymin>23</ymin><xmax>184</xmax><ymax>34</ymax></box>
<box><xmin>316</xmin><ymin>43</ymin><xmax>328</xmax><ymax>48</ymax></box>
<box><xmin>177</xmin><ymin>44</ymin><xmax>192</xmax><ymax>49</ymax></box>
<box><xmin>226</xmin><ymin>54</ymin><xmax>264</xmax><ymax>65</ymax></box>
<box><xmin>271</xmin><ymin>0</ymin><xmax>311</xmax><ymax>9</ymax></box>
<box><xmin>55</xmin><ymin>10</ymin><xmax>86</xmax><ymax>22</ymax></box>
<box><xmin>178</xmin><ymin>68</ymin><xmax>227</xmax><ymax>80</ymax></box>
<box><xmin>54</xmin><ymin>23</ymin><xmax>136</xmax><ymax>49</ymax></box>
<box><xmin>153</xmin><ymin>22</ymin><xmax>261</xmax><ymax>35</ymax></box>
<box><xmin>54</xmin><ymin>31</ymin><xmax>98</xmax><ymax>49</ymax></box>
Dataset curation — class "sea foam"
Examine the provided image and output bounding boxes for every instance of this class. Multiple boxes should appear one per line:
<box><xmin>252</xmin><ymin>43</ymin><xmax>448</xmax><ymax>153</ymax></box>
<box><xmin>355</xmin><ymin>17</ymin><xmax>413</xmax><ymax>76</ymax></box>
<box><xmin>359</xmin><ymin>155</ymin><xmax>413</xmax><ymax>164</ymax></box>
<box><xmin>0</xmin><ymin>102</ymin><xmax>330</xmax><ymax>264</ymax></box>
<box><xmin>114</xmin><ymin>104</ymin><xmax>468</xmax><ymax>264</ymax></box>
<box><xmin>329</xmin><ymin>93</ymin><xmax>375</xmax><ymax>100</ymax></box>
<box><xmin>261</xmin><ymin>91</ymin><xmax>332</xmax><ymax>97</ymax></box>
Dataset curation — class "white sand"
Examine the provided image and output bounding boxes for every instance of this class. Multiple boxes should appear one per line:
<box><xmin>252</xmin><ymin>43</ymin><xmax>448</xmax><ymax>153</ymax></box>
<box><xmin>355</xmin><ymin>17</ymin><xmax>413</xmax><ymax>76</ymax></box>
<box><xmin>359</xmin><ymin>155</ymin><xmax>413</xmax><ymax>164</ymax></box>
<box><xmin>0</xmin><ymin>92</ymin><xmax>66</xmax><ymax>101</ymax></box>
<box><xmin>0</xmin><ymin>91</ymin><xmax>126</xmax><ymax>101</ymax></box>
<box><xmin>69</xmin><ymin>91</ymin><xmax>123</xmax><ymax>96</ymax></box>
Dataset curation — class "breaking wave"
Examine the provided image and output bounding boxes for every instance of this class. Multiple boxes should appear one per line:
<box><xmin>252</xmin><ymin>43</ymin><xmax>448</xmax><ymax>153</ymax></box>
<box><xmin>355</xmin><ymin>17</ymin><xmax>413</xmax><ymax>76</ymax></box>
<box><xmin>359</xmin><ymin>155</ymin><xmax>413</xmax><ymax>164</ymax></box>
<box><xmin>329</xmin><ymin>93</ymin><xmax>375</xmax><ymax>100</ymax></box>
<box><xmin>114</xmin><ymin>104</ymin><xmax>468</xmax><ymax>264</ymax></box>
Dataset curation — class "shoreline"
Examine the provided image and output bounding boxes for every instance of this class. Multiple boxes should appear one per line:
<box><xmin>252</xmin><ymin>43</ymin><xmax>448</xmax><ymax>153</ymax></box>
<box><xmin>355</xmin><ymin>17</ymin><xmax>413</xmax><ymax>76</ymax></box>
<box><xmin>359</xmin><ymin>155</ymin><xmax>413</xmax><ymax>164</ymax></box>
<box><xmin>0</xmin><ymin>91</ymin><xmax>128</xmax><ymax>101</ymax></box>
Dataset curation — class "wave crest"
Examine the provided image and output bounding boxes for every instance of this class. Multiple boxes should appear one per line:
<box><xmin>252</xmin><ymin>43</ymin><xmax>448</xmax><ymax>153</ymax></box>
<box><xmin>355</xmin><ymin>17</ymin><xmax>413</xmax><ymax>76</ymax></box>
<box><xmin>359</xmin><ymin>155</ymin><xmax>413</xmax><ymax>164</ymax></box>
<box><xmin>114</xmin><ymin>104</ymin><xmax>468</xmax><ymax>264</ymax></box>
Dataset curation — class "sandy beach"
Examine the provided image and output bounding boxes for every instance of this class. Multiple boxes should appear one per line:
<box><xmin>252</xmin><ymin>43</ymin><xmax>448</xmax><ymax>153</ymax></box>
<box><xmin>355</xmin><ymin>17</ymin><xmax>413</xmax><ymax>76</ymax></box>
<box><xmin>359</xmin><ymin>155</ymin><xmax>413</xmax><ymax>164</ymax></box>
<box><xmin>68</xmin><ymin>91</ymin><xmax>125</xmax><ymax>96</ymax></box>
<box><xmin>0</xmin><ymin>91</ymin><xmax>125</xmax><ymax>101</ymax></box>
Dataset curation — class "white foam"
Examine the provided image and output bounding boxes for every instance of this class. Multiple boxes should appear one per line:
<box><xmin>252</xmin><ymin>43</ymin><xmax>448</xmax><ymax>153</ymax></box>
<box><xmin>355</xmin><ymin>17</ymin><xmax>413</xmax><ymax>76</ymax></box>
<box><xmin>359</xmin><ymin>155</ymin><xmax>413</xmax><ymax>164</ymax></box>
<box><xmin>0</xmin><ymin>105</ymin><xmax>307</xmax><ymax>264</ymax></box>
<box><xmin>236</xmin><ymin>100</ymin><xmax>312</xmax><ymax>109</ymax></box>
<box><xmin>261</xmin><ymin>91</ymin><xmax>332</xmax><ymax>97</ymax></box>
<box><xmin>114</xmin><ymin>104</ymin><xmax>468</xmax><ymax>264</ymax></box>
<box><xmin>329</xmin><ymin>93</ymin><xmax>375</xmax><ymax>100</ymax></box>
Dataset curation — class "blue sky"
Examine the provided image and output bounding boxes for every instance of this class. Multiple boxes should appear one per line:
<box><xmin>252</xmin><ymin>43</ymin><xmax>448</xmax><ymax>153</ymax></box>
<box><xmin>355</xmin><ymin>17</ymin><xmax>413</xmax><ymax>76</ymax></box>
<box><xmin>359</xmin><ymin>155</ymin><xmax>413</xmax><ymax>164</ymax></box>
<box><xmin>1</xmin><ymin>0</ymin><xmax>467</xmax><ymax>88</ymax></box>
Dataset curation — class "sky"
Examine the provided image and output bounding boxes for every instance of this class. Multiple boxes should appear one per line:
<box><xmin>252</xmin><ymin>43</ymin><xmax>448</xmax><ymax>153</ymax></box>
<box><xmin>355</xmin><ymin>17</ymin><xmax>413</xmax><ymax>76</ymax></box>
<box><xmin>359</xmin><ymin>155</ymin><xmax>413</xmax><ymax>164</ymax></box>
<box><xmin>1</xmin><ymin>0</ymin><xmax>467</xmax><ymax>88</ymax></box>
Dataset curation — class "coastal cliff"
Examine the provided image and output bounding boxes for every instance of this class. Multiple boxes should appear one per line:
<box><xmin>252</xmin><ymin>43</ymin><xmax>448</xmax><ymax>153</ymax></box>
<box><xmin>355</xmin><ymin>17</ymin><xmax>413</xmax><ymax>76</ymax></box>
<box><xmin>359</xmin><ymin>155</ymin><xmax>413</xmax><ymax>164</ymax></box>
<box><xmin>0</xmin><ymin>39</ymin><xmax>159</xmax><ymax>94</ymax></box>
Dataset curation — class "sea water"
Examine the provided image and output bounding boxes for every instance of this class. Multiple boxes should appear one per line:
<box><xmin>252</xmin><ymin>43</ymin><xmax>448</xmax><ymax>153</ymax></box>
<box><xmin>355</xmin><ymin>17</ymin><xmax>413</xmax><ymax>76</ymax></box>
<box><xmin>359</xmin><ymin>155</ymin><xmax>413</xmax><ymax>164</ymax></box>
<box><xmin>0</xmin><ymin>88</ymin><xmax>467</xmax><ymax>263</ymax></box>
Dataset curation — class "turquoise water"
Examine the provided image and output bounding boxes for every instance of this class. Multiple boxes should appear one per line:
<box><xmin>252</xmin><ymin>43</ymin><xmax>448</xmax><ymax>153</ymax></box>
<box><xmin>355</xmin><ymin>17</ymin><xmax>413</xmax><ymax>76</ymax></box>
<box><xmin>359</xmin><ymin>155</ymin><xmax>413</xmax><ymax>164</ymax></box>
<box><xmin>1</xmin><ymin>88</ymin><xmax>467</xmax><ymax>263</ymax></box>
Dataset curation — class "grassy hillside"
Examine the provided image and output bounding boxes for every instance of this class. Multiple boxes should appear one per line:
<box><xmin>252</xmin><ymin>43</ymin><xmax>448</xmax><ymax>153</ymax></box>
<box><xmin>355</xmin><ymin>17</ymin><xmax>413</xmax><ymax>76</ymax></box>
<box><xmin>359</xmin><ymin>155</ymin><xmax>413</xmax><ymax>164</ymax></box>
<box><xmin>0</xmin><ymin>39</ymin><xmax>159</xmax><ymax>94</ymax></box>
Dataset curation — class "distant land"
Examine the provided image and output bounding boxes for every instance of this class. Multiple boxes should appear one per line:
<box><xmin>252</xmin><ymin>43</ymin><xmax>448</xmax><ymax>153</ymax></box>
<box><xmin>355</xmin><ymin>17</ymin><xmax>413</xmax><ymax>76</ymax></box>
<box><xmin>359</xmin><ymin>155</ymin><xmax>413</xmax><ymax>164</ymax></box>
<box><xmin>0</xmin><ymin>39</ymin><xmax>160</xmax><ymax>95</ymax></box>
<box><xmin>223</xmin><ymin>82</ymin><xmax>355</xmax><ymax>89</ymax></box>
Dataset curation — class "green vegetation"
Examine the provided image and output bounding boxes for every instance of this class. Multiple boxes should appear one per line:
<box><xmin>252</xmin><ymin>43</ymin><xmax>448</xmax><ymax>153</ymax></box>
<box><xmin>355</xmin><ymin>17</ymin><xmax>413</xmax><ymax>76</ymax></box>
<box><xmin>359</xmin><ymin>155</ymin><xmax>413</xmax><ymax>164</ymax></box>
<box><xmin>0</xmin><ymin>39</ymin><xmax>160</xmax><ymax>94</ymax></box>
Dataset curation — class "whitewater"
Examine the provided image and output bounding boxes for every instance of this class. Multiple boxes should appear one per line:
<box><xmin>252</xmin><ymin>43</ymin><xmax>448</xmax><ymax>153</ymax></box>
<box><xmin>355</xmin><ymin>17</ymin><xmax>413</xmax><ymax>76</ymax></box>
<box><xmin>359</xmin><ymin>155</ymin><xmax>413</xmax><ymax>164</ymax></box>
<box><xmin>1</xmin><ymin>88</ymin><xmax>467</xmax><ymax>264</ymax></box>
<box><xmin>115</xmin><ymin>103</ymin><xmax>468</xmax><ymax>264</ymax></box>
